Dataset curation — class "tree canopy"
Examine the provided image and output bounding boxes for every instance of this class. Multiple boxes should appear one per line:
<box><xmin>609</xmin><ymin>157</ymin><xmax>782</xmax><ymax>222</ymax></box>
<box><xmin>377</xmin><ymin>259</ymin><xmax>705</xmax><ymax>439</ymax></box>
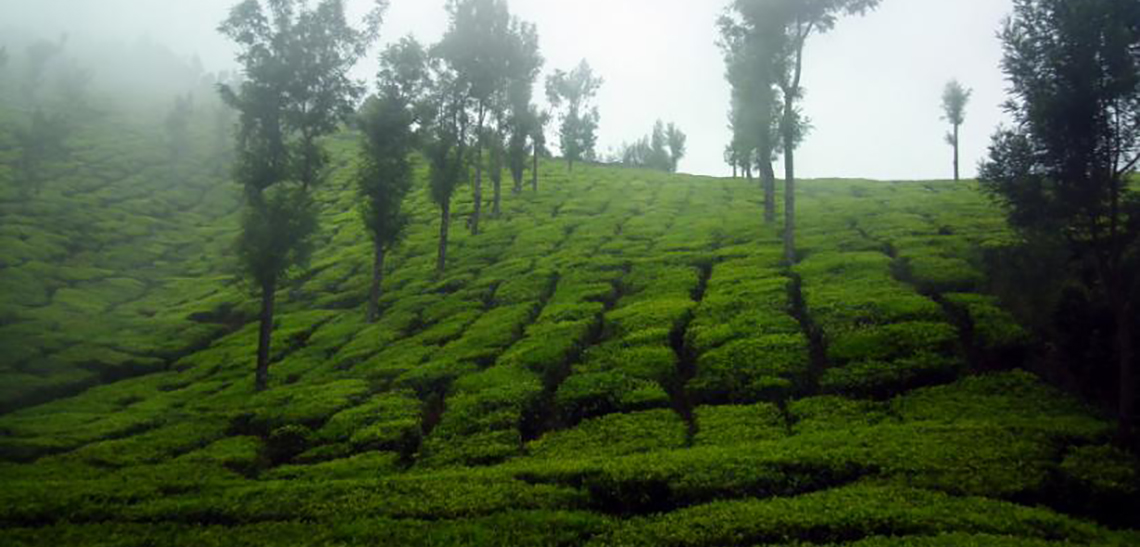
<box><xmin>979</xmin><ymin>0</ymin><xmax>1140</xmax><ymax>442</ymax></box>
<box><xmin>546</xmin><ymin>59</ymin><xmax>602</xmax><ymax>172</ymax></box>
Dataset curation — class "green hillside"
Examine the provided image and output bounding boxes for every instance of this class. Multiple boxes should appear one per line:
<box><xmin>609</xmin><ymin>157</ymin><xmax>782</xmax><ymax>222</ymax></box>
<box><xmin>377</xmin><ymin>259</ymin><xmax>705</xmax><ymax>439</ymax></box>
<box><xmin>2</xmin><ymin>110</ymin><xmax>1139</xmax><ymax>546</ymax></box>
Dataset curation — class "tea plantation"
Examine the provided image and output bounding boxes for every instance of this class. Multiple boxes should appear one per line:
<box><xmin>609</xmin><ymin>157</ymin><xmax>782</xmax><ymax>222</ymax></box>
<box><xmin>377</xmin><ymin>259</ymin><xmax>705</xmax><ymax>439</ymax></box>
<box><xmin>2</xmin><ymin>112</ymin><xmax>1138</xmax><ymax>546</ymax></box>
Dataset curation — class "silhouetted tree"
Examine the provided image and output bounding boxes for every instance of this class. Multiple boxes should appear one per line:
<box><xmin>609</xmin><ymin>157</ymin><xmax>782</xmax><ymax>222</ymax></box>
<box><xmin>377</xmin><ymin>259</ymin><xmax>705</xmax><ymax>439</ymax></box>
<box><xmin>165</xmin><ymin>94</ymin><xmax>194</xmax><ymax>163</ymax></box>
<box><xmin>55</xmin><ymin>60</ymin><xmax>93</xmax><ymax>118</ymax></box>
<box><xmin>424</xmin><ymin>58</ymin><xmax>470</xmax><ymax>273</ymax></box>
<box><xmin>505</xmin><ymin>19</ymin><xmax>543</xmax><ymax>199</ymax></box>
<box><xmin>546</xmin><ymin>60</ymin><xmax>602</xmax><ymax>173</ymax></box>
<box><xmin>358</xmin><ymin>37</ymin><xmax>427</xmax><ymax>322</ymax></box>
<box><xmin>12</xmin><ymin>109</ymin><xmax>70</xmax><ymax>197</ymax></box>
<box><xmin>22</xmin><ymin>36</ymin><xmax>65</xmax><ymax>104</ymax></box>
<box><xmin>218</xmin><ymin>0</ymin><xmax>383</xmax><ymax>391</ymax></box>
<box><xmin>666</xmin><ymin>123</ymin><xmax>687</xmax><ymax>173</ymax></box>
<box><xmin>286</xmin><ymin>0</ymin><xmax>382</xmax><ymax>189</ymax></box>
<box><xmin>530</xmin><ymin>107</ymin><xmax>549</xmax><ymax>192</ymax></box>
<box><xmin>619</xmin><ymin>120</ymin><xmax>687</xmax><ymax>173</ymax></box>
<box><xmin>942</xmin><ymin>79</ymin><xmax>971</xmax><ymax>181</ymax></box>
<box><xmin>979</xmin><ymin>0</ymin><xmax>1140</xmax><ymax>444</ymax></box>
<box><xmin>719</xmin><ymin>10</ymin><xmax>782</xmax><ymax>222</ymax></box>
<box><xmin>436</xmin><ymin>0</ymin><xmax>514</xmax><ymax>235</ymax></box>
<box><xmin>724</xmin><ymin>0</ymin><xmax>880</xmax><ymax>261</ymax></box>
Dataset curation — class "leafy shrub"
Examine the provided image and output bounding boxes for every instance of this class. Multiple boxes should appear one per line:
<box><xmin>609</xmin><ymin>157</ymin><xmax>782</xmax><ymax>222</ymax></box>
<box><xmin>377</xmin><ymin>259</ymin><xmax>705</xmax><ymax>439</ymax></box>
<box><xmin>555</xmin><ymin>371</ymin><xmax>670</xmax><ymax>425</ymax></box>
<box><xmin>692</xmin><ymin>403</ymin><xmax>787</xmax><ymax>446</ymax></box>
<box><xmin>689</xmin><ymin>334</ymin><xmax>810</xmax><ymax>404</ymax></box>
<box><xmin>892</xmin><ymin>371</ymin><xmax>1111</xmax><ymax>440</ymax></box>
<box><xmin>827</xmin><ymin>321</ymin><xmax>958</xmax><ymax>364</ymax></box>
<box><xmin>265</xmin><ymin>424</ymin><xmax>313</xmax><ymax>464</ymax></box>
<box><xmin>820</xmin><ymin>352</ymin><xmax>961</xmax><ymax>398</ymax></box>
<box><xmin>788</xmin><ymin>395</ymin><xmax>893</xmax><ymax>433</ymax></box>
<box><xmin>318</xmin><ymin>391</ymin><xmax>422</xmax><ymax>453</ymax></box>
<box><xmin>527</xmin><ymin>410</ymin><xmax>687</xmax><ymax>460</ymax></box>
<box><xmin>590</xmin><ymin>483</ymin><xmax>1105</xmax><ymax>547</ymax></box>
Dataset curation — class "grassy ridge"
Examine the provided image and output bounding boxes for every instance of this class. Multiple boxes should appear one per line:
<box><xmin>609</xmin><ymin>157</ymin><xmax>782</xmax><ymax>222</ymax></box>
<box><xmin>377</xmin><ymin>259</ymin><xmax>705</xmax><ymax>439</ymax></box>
<box><xmin>1</xmin><ymin>110</ymin><xmax>1138</xmax><ymax>545</ymax></box>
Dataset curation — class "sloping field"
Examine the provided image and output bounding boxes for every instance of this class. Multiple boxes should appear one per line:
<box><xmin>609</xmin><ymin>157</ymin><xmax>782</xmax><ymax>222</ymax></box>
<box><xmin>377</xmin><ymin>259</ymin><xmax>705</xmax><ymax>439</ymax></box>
<box><xmin>1</xmin><ymin>116</ymin><xmax>1138</xmax><ymax>546</ymax></box>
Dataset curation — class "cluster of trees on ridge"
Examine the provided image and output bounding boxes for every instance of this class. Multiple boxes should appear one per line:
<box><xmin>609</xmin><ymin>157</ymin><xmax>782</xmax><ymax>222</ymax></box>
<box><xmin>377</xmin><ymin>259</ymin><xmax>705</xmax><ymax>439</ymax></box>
<box><xmin>216</xmin><ymin>0</ymin><xmax>607</xmax><ymax>391</ymax></box>
<box><xmin>718</xmin><ymin>0</ymin><xmax>1140</xmax><ymax>444</ymax></box>
<box><xmin>613</xmin><ymin>120</ymin><xmax>688</xmax><ymax>173</ymax></box>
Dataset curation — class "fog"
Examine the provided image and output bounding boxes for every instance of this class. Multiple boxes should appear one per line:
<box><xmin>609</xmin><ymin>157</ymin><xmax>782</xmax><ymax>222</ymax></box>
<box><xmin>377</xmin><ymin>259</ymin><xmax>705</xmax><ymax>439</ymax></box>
<box><xmin>0</xmin><ymin>0</ymin><xmax>1013</xmax><ymax>179</ymax></box>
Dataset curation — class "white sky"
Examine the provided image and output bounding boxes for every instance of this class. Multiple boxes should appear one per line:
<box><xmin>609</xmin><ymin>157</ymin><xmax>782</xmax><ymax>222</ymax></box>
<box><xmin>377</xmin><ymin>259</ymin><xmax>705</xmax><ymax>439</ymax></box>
<box><xmin>1</xmin><ymin>0</ymin><xmax>1014</xmax><ymax>180</ymax></box>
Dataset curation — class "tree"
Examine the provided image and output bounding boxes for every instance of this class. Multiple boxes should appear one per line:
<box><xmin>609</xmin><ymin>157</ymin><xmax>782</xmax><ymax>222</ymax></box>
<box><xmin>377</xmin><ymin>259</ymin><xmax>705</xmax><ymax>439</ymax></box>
<box><xmin>666</xmin><ymin>123</ymin><xmax>687</xmax><ymax>173</ymax></box>
<box><xmin>218</xmin><ymin>0</ymin><xmax>383</xmax><ymax>391</ymax></box>
<box><xmin>530</xmin><ymin>107</ymin><xmax>549</xmax><ymax>192</ymax></box>
<box><xmin>724</xmin><ymin>0</ymin><xmax>880</xmax><ymax>261</ymax></box>
<box><xmin>357</xmin><ymin>37</ymin><xmax>427</xmax><ymax>322</ymax></box>
<box><xmin>979</xmin><ymin>0</ymin><xmax>1140</xmax><ymax>444</ymax></box>
<box><xmin>505</xmin><ymin>20</ymin><xmax>543</xmax><ymax>197</ymax></box>
<box><xmin>436</xmin><ymin>0</ymin><xmax>514</xmax><ymax>236</ymax></box>
<box><xmin>165</xmin><ymin>93</ymin><xmax>194</xmax><ymax>163</ymax></box>
<box><xmin>55</xmin><ymin>59</ymin><xmax>93</xmax><ymax>118</ymax></box>
<box><xmin>719</xmin><ymin>10</ymin><xmax>782</xmax><ymax>223</ymax></box>
<box><xmin>618</xmin><ymin>120</ymin><xmax>687</xmax><ymax>173</ymax></box>
<box><xmin>424</xmin><ymin>58</ymin><xmax>471</xmax><ymax>273</ymax></box>
<box><xmin>546</xmin><ymin>60</ymin><xmax>603</xmax><ymax>173</ymax></box>
<box><xmin>12</xmin><ymin>109</ymin><xmax>70</xmax><ymax>197</ymax></box>
<box><xmin>941</xmin><ymin>79</ymin><xmax>971</xmax><ymax>181</ymax></box>
<box><xmin>285</xmin><ymin>0</ymin><xmax>382</xmax><ymax>189</ymax></box>
<box><xmin>22</xmin><ymin>36</ymin><xmax>65</xmax><ymax>104</ymax></box>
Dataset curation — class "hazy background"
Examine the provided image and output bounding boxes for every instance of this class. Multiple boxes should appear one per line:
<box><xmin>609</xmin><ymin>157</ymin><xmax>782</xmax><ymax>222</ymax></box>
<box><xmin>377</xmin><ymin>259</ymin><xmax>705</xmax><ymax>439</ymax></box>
<box><xmin>0</xmin><ymin>0</ymin><xmax>1014</xmax><ymax>180</ymax></box>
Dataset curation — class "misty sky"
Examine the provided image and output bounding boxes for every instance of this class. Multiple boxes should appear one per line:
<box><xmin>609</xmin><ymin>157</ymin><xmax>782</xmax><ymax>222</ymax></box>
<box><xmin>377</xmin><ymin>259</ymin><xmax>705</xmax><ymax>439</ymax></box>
<box><xmin>0</xmin><ymin>0</ymin><xmax>1014</xmax><ymax>180</ymax></box>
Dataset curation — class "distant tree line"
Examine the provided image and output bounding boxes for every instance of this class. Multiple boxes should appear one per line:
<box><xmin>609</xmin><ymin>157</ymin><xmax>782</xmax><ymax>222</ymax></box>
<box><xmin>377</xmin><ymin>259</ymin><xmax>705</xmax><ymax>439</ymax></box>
<box><xmin>217</xmin><ymin>0</ymin><xmax>604</xmax><ymax>390</ymax></box>
<box><xmin>617</xmin><ymin>120</ymin><xmax>687</xmax><ymax>173</ymax></box>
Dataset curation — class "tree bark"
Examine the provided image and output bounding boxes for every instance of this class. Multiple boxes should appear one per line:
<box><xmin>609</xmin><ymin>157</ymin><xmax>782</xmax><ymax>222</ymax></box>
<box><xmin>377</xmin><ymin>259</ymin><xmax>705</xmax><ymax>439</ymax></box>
<box><xmin>532</xmin><ymin>144</ymin><xmax>539</xmax><ymax>192</ymax></box>
<box><xmin>760</xmin><ymin>160</ymin><xmax>776</xmax><ymax>224</ymax></box>
<box><xmin>254</xmin><ymin>279</ymin><xmax>276</xmax><ymax>392</ymax></box>
<box><xmin>783</xmin><ymin>134</ymin><xmax>796</xmax><ymax>263</ymax></box>
<box><xmin>471</xmin><ymin>105</ymin><xmax>486</xmax><ymax>236</ymax></box>
<box><xmin>732</xmin><ymin>162</ymin><xmax>737</xmax><ymax>179</ymax></box>
<box><xmin>437</xmin><ymin>200</ymin><xmax>450</xmax><ymax>273</ymax></box>
<box><xmin>367</xmin><ymin>243</ymin><xmax>385</xmax><ymax>323</ymax></box>
<box><xmin>492</xmin><ymin>143</ymin><xmax>502</xmax><ymax>218</ymax></box>
<box><xmin>953</xmin><ymin>123</ymin><xmax>960</xmax><ymax>181</ymax></box>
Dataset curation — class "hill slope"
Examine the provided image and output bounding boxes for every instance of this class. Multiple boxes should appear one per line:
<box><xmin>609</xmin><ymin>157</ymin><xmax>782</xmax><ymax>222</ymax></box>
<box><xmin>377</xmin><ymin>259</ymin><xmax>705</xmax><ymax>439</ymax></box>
<box><xmin>1</xmin><ymin>117</ymin><xmax>1138</xmax><ymax>546</ymax></box>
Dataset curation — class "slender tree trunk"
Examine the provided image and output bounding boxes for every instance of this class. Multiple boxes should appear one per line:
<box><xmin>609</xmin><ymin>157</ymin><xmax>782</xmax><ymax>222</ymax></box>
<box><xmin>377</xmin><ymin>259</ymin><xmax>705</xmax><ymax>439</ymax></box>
<box><xmin>492</xmin><ymin>143</ymin><xmax>502</xmax><ymax>218</ymax></box>
<box><xmin>761</xmin><ymin>160</ymin><xmax>776</xmax><ymax>224</ymax></box>
<box><xmin>732</xmin><ymin>162</ymin><xmax>738</xmax><ymax>179</ymax></box>
<box><xmin>745</xmin><ymin>163</ymin><xmax>754</xmax><ymax>184</ymax></box>
<box><xmin>512</xmin><ymin>154</ymin><xmax>523</xmax><ymax>195</ymax></box>
<box><xmin>254</xmin><ymin>279</ymin><xmax>276</xmax><ymax>392</ymax></box>
<box><xmin>532</xmin><ymin>145</ymin><xmax>539</xmax><ymax>192</ymax></box>
<box><xmin>471</xmin><ymin>105</ymin><xmax>486</xmax><ymax>236</ymax></box>
<box><xmin>1116</xmin><ymin>300</ymin><xmax>1135</xmax><ymax>445</ymax></box>
<box><xmin>953</xmin><ymin>123</ymin><xmax>960</xmax><ymax>181</ymax></box>
<box><xmin>782</xmin><ymin>26</ymin><xmax>807</xmax><ymax>264</ymax></box>
<box><xmin>783</xmin><ymin>120</ymin><xmax>796</xmax><ymax>264</ymax></box>
<box><xmin>437</xmin><ymin>200</ymin><xmax>450</xmax><ymax>273</ymax></box>
<box><xmin>367</xmin><ymin>243</ymin><xmax>385</xmax><ymax>323</ymax></box>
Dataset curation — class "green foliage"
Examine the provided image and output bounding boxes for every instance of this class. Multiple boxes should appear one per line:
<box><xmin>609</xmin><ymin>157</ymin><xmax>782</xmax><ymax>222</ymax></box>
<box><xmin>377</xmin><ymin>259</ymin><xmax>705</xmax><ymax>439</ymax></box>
<box><xmin>1059</xmin><ymin>444</ymin><xmax>1139</xmax><ymax>497</ymax></box>
<box><xmin>591</xmin><ymin>483</ymin><xmax>1105</xmax><ymax>547</ymax></box>
<box><xmin>546</xmin><ymin>60</ymin><xmax>603</xmax><ymax>169</ymax></box>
